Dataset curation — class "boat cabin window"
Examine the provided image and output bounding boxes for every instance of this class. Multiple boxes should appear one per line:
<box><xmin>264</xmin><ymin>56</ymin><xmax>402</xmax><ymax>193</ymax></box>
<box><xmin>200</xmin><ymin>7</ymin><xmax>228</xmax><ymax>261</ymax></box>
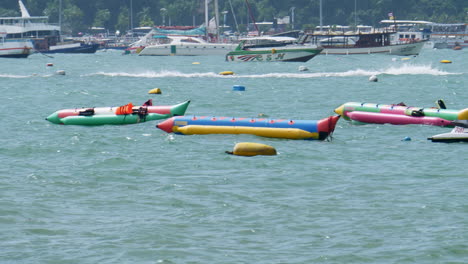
<box><xmin>181</xmin><ymin>38</ymin><xmax>201</xmax><ymax>43</ymax></box>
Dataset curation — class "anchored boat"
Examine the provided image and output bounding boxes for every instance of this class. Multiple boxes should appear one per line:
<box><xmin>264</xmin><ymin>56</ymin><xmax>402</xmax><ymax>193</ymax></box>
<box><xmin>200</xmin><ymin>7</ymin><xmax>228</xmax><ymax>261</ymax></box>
<box><xmin>300</xmin><ymin>31</ymin><xmax>426</xmax><ymax>56</ymax></box>
<box><xmin>226</xmin><ymin>36</ymin><xmax>323</xmax><ymax>62</ymax></box>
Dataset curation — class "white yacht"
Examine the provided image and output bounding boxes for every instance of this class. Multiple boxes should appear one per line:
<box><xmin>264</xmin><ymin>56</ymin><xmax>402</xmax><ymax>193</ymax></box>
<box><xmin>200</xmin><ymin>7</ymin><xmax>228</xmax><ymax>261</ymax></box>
<box><xmin>138</xmin><ymin>35</ymin><xmax>237</xmax><ymax>56</ymax></box>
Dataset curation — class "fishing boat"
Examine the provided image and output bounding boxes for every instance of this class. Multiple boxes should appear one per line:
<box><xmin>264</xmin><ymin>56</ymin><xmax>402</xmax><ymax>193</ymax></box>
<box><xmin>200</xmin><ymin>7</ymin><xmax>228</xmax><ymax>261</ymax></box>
<box><xmin>225</xmin><ymin>36</ymin><xmax>323</xmax><ymax>62</ymax></box>
<box><xmin>46</xmin><ymin>100</ymin><xmax>190</xmax><ymax>126</ymax></box>
<box><xmin>334</xmin><ymin>101</ymin><xmax>468</xmax><ymax>126</ymax></box>
<box><xmin>1</xmin><ymin>1</ymin><xmax>98</xmax><ymax>54</ymax></box>
<box><xmin>156</xmin><ymin>115</ymin><xmax>339</xmax><ymax>140</ymax></box>
<box><xmin>0</xmin><ymin>31</ymin><xmax>33</xmax><ymax>58</ymax></box>
<box><xmin>300</xmin><ymin>30</ymin><xmax>426</xmax><ymax>56</ymax></box>
<box><xmin>428</xmin><ymin>120</ymin><xmax>468</xmax><ymax>143</ymax></box>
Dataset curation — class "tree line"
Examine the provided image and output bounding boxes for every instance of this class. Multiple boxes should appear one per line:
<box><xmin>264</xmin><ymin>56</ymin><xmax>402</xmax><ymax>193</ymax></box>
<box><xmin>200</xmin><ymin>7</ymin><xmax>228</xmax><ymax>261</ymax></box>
<box><xmin>0</xmin><ymin>0</ymin><xmax>467</xmax><ymax>35</ymax></box>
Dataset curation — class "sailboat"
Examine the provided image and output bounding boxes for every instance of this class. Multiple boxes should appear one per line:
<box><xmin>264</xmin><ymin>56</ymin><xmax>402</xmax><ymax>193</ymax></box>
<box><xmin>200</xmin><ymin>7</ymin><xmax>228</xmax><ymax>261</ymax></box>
<box><xmin>135</xmin><ymin>0</ymin><xmax>238</xmax><ymax>56</ymax></box>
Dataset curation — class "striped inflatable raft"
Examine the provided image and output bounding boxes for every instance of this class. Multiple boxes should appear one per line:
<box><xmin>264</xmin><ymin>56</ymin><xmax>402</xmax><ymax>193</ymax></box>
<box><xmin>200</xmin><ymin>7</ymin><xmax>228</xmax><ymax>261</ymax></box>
<box><xmin>156</xmin><ymin>115</ymin><xmax>340</xmax><ymax>140</ymax></box>
<box><xmin>334</xmin><ymin>101</ymin><xmax>468</xmax><ymax>126</ymax></box>
<box><xmin>46</xmin><ymin>100</ymin><xmax>190</xmax><ymax>125</ymax></box>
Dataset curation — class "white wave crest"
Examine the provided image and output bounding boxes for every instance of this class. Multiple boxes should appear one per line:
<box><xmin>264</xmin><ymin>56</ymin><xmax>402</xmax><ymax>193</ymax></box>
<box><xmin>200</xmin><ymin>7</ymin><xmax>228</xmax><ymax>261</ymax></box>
<box><xmin>88</xmin><ymin>64</ymin><xmax>459</xmax><ymax>79</ymax></box>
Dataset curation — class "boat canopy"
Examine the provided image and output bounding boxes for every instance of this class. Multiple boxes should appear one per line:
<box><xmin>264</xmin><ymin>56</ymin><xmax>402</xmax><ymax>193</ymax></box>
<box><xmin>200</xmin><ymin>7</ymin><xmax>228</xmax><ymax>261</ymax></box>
<box><xmin>153</xmin><ymin>26</ymin><xmax>206</xmax><ymax>36</ymax></box>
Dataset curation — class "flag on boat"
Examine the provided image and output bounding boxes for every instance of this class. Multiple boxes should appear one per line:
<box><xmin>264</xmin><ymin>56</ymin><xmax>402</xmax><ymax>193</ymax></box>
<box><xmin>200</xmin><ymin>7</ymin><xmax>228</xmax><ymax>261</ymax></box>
<box><xmin>388</xmin><ymin>12</ymin><xmax>394</xmax><ymax>20</ymax></box>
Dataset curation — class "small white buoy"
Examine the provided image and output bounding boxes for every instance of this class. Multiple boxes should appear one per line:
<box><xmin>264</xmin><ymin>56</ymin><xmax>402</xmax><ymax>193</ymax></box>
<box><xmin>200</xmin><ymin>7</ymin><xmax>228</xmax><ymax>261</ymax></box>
<box><xmin>391</xmin><ymin>58</ymin><xmax>397</xmax><ymax>62</ymax></box>
<box><xmin>55</xmin><ymin>70</ymin><xmax>66</xmax><ymax>75</ymax></box>
<box><xmin>298</xmin><ymin>66</ymin><xmax>309</xmax><ymax>72</ymax></box>
<box><xmin>369</xmin><ymin>75</ymin><xmax>378</xmax><ymax>82</ymax></box>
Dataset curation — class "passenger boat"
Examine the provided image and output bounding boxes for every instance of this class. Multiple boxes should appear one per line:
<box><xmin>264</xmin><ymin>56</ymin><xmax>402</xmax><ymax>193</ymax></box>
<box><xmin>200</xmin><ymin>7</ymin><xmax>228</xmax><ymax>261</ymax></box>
<box><xmin>46</xmin><ymin>100</ymin><xmax>190</xmax><ymax>126</ymax></box>
<box><xmin>300</xmin><ymin>30</ymin><xmax>426</xmax><ymax>56</ymax></box>
<box><xmin>225</xmin><ymin>36</ymin><xmax>323</xmax><ymax>62</ymax></box>
<box><xmin>1</xmin><ymin>1</ymin><xmax>98</xmax><ymax>54</ymax></box>
<box><xmin>156</xmin><ymin>115</ymin><xmax>340</xmax><ymax>140</ymax></box>
<box><xmin>335</xmin><ymin>101</ymin><xmax>468</xmax><ymax>126</ymax></box>
<box><xmin>0</xmin><ymin>31</ymin><xmax>33</xmax><ymax>58</ymax></box>
<box><xmin>428</xmin><ymin>120</ymin><xmax>468</xmax><ymax>143</ymax></box>
<box><xmin>430</xmin><ymin>23</ymin><xmax>468</xmax><ymax>49</ymax></box>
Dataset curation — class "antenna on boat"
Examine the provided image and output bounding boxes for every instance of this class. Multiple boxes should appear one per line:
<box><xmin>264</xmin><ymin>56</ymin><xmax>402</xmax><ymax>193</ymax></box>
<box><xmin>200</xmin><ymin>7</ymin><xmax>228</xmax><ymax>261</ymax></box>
<box><xmin>319</xmin><ymin>0</ymin><xmax>323</xmax><ymax>32</ymax></box>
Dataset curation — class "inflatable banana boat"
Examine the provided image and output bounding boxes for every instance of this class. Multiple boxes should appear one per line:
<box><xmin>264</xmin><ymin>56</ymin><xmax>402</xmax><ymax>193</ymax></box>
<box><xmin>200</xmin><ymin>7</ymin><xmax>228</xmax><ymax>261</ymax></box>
<box><xmin>334</xmin><ymin>101</ymin><xmax>468</xmax><ymax>126</ymax></box>
<box><xmin>156</xmin><ymin>115</ymin><xmax>340</xmax><ymax>140</ymax></box>
<box><xmin>46</xmin><ymin>100</ymin><xmax>190</xmax><ymax>125</ymax></box>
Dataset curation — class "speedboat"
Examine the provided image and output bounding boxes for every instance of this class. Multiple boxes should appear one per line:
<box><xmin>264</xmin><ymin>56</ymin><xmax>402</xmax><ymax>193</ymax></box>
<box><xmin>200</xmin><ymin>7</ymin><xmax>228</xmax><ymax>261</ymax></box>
<box><xmin>428</xmin><ymin>120</ymin><xmax>468</xmax><ymax>143</ymax></box>
<box><xmin>226</xmin><ymin>36</ymin><xmax>323</xmax><ymax>62</ymax></box>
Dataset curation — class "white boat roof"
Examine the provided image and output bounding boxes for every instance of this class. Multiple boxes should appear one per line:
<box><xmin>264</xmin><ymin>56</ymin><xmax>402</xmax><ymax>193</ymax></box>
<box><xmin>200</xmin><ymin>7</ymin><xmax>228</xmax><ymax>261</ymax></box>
<box><xmin>240</xmin><ymin>36</ymin><xmax>297</xmax><ymax>41</ymax></box>
<box><xmin>380</xmin><ymin>20</ymin><xmax>433</xmax><ymax>25</ymax></box>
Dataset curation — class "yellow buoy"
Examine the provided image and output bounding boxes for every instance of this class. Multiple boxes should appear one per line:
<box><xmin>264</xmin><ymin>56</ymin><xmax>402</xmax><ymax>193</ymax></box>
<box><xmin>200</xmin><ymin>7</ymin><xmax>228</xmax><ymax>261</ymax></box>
<box><xmin>226</xmin><ymin>142</ymin><xmax>277</xmax><ymax>157</ymax></box>
<box><xmin>440</xmin><ymin>60</ymin><xmax>452</xmax><ymax>64</ymax></box>
<box><xmin>192</xmin><ymin>62</ymin><xmax>200</xmax><ymax>65</ymax></box>
<box><xmin>219</xmin><ymin>71</ymin><xmax>234</xmax><ymax>75</ymax></box>
<box><xmin>148</xmin><ymin>88</ymin><xmax>162</xmax><ymax>94</ymax></box>
<box><xmin>457</xmin><ymin>108</ymin><xmax>468</xmax><ymax>120</ymax></box>
<box><xmin>401</xmin><ymin>57</ymin><xmax>411</xmax><ymax>61</ymax></box>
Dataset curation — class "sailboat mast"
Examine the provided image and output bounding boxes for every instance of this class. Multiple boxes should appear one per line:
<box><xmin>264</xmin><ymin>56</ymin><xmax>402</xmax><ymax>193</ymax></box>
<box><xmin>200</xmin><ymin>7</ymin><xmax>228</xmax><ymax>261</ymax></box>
<box><xmin>59</xmin><ymin>0</ymin><xmax>62</xmax><ymax>41</ymax></box>
<box><xmin>214</xmin><ymin>0</ymin><xmax>220</xmax><ymax>40</ymax></box>
<box><xmin>319</xmin><ymin>0</ymin><xmax>323</xmax><ymax>31</ymax></box>
<box><xmin>245</xmin><ymin>0</ymin><xmax>258</xmax><ymax>35</ymax></box>
<box><xmin>205</xmin><ymin>0</ymin><xmax>209</xmax><ymax>38</ymax></box>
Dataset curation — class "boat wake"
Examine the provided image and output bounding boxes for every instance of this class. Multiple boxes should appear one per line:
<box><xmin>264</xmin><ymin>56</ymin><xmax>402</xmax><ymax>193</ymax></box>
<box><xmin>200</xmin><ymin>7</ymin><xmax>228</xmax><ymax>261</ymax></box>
<box><xmin>0</xmin><ymin>74</ymin><xmax>34</xmax><ymax>78</ymax></box>
<box><xmin>89</xmin><ymin>64</ymin><xmax>459</xmax><ymax>79</ymax></box>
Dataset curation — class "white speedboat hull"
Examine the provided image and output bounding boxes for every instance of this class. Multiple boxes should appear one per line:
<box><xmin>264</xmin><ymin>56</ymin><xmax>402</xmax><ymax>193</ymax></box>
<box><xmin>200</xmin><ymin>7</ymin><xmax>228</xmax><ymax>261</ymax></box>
<box><xmin>428</xmin><ymin>125</ymin><xmax>468</xmax><ymax>143</ymax></box>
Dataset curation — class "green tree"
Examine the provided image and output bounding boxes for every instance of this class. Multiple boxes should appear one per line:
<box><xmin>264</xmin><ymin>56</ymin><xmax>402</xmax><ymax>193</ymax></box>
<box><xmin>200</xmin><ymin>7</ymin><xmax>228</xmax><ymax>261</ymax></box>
<box><xmin>93</xmin><ymin>9</ymin><xmax>111</xmax><ymax>28</ymax></box>
<box><xmin>115</xmin><ymin>6</ymin><xmax>130</xmax><ymax>33</ymax></box>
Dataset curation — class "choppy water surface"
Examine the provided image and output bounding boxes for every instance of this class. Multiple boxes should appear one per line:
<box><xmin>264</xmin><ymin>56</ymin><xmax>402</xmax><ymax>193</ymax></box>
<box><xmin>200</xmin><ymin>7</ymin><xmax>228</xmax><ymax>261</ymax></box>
<box><xmin>1</xmin><ymin>48</ymin><xmax>467</xmax><ymax>263</ymax></box>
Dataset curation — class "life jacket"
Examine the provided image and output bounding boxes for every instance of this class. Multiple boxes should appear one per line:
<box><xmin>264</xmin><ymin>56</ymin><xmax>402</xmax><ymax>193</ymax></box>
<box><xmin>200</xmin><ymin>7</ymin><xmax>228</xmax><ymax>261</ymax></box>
<box><xmin>115</xmin><ymin>103</ymin><xmax>134</xmax><ymax>115</ymax></box>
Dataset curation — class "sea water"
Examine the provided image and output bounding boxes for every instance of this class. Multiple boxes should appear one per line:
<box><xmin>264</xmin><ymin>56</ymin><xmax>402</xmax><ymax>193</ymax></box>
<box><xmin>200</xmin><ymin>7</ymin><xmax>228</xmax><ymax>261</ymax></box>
<box><xmin>1</xmin><ymin>48</ymin><xmax>467</xmax><ymax>263</ymax></box>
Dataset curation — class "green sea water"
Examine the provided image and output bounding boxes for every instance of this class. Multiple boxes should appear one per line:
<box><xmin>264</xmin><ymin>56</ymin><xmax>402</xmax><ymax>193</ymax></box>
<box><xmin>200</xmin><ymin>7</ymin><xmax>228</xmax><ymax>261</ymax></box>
<box><xmin>1</xmin><ymin>47</ymin><xmax>467</xmax><ymax>263</ymax></box>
